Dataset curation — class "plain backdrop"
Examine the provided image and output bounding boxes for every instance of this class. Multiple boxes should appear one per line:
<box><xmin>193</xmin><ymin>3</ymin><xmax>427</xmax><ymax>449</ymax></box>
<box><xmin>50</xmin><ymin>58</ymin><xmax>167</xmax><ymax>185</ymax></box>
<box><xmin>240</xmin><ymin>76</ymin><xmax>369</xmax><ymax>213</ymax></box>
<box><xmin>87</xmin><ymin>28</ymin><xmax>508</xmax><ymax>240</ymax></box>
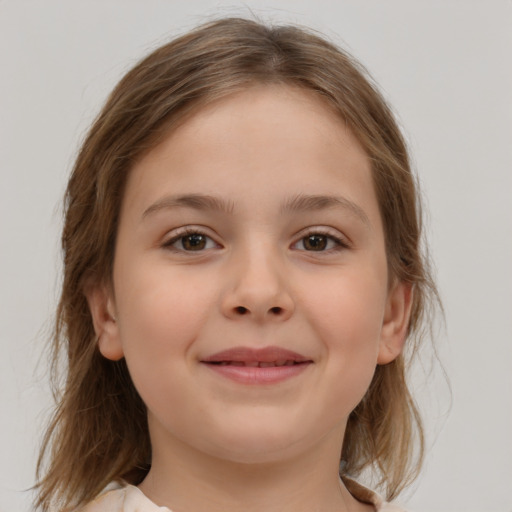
<box><xmin>1</xmin><ymin>1</ymin><xmax>511</xmax><ymax>511</ymax></box>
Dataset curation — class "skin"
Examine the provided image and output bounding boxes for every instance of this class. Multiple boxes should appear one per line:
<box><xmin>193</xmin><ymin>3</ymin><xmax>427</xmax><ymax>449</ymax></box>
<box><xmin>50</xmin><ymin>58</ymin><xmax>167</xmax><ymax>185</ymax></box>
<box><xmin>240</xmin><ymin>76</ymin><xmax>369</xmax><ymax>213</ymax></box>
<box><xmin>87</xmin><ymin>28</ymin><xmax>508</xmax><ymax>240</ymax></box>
<box><xmin>87</xmin><ymin>85</ymin><xmax>412</xmax><ymax>512</ymax></box>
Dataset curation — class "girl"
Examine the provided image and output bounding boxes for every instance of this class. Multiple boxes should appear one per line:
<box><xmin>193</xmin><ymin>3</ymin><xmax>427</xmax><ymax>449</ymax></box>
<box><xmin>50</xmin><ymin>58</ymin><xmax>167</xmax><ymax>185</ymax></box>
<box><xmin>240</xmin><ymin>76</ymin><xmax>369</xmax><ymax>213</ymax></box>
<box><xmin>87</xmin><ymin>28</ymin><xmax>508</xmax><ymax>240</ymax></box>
<box><xmin>36</xmin><ymin>17</ymin><xmax>439</xmax><ymax>512</ymax></box>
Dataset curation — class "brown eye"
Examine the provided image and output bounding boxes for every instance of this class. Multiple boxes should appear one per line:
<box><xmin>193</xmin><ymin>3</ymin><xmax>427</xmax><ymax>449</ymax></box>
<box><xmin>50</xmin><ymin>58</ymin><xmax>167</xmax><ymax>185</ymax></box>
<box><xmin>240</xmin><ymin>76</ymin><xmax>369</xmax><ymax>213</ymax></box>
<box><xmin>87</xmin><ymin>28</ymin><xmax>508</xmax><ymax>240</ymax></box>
<box><xmin>181</xmin><ymin>234</ymin><xmax>207</xmax><ymax>251</ymax></box>
<box><xmin>166</xmin><ymin>231</ymin><xmax>218</xmax><ymax>252</ymax></box>
<box><xmin>302</xmin><ymin>234</ymin><xmax>329</xmax><ymax>251</ymax></box>
<box><xmin>293</xmin><ymin>232</ymin><xmax>346</xmax><ymax>252</ymax></box>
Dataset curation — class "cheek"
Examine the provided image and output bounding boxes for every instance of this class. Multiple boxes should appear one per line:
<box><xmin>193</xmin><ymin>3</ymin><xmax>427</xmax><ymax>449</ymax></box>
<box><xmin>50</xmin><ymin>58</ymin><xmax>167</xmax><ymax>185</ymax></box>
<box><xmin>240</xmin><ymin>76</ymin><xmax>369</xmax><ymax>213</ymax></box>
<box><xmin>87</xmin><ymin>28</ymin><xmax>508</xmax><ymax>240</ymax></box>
<box><xmin>304</xmin><ymin>269</ymin><xmax>387</xmax><ymax>345</ymax></box>
<box><xmin>301</xmin><ymin>270</ymin><xmax>387</xmax><ymax>408</ymax></box>
<box><xmin>113</xmin><ymin>263</ymin><xmax>217</xmax><ymax>387</ymax></box>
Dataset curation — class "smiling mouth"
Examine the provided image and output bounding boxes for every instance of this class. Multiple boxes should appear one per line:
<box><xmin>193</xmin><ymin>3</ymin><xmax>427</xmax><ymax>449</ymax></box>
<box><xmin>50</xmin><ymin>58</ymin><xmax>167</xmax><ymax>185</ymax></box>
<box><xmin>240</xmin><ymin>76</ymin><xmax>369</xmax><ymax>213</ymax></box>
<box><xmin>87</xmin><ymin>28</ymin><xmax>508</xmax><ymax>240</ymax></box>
<box><xmin>209</xmin><ymin>360</ymin><xmax>306</xmax><ymax>367</ymax></box>
<box><xmin>201</xmin><ymin>346</ymin><xmax>312</xmax><ymax>384</ymax></box>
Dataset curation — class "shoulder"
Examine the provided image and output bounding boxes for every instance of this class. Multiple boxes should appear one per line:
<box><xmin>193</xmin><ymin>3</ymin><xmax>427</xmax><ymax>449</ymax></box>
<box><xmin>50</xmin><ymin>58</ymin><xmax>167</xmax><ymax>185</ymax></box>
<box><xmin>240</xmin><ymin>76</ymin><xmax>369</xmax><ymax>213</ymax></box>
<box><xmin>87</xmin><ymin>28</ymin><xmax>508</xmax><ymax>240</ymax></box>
<box><xmin>78</xmin><ymin>482</ymin><xmax>172</xmax><ymax>512</ymax></box>
<box><xmin>78</xmin><ymin>478</ymin><xmax>407</xmax><ymax>512</ymax></box>
<box><xmin>343</xmin><ymin>476</ymin><xmax>409</xmax><ymax>512</ymax></box>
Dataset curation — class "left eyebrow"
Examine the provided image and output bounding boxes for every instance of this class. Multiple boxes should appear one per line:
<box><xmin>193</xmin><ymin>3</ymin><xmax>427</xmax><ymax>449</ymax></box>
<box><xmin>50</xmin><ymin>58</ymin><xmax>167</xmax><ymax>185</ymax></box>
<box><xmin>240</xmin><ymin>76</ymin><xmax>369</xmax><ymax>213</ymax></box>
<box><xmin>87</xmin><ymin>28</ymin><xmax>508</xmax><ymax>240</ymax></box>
<box><xmin>281</xmin><ymin>194</ymin><xmax>371</xmax><ymax>228</ymax></box>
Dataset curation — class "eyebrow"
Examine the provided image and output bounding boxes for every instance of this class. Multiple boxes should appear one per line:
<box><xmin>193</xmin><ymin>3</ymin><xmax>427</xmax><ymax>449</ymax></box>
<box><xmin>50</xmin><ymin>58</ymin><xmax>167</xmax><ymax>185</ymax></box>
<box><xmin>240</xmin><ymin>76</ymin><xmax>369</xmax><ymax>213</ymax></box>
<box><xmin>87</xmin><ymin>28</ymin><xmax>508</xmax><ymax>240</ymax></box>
<box><xmin>142</xmin><ymin>194</ymin><xmax>235</xmax><ymax>219</ymax></box>
<box><xmin>142</xmin><ymin>192</ymin><xmax>370</xmax><ymax>228</ymax></box>
<box><xmin>281</xmin><ymin>194</ymin><xmax>371</xmax><ymax>228</ymax></box>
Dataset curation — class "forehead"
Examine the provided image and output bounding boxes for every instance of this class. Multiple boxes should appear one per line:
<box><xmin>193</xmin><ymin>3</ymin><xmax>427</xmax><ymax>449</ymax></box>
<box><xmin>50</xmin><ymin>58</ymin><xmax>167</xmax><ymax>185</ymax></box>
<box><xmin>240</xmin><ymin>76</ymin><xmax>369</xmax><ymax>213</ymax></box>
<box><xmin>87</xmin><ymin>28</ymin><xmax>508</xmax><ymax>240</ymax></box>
<box><xmin>122</xmin><ymin>84</ymin><xmax>379</xmax><ymax>225</ymax></box>
<box><xmin>177</xmin><ymin>84</ymin><xmax>362</xmax><ymax>155</ymax></box>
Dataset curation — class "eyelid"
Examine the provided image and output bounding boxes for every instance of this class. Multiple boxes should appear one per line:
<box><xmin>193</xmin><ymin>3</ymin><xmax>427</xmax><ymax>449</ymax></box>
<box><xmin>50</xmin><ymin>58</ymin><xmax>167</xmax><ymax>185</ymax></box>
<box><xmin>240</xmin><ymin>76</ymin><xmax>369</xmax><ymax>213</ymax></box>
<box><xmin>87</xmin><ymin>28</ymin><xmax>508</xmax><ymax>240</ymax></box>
<box><xmin>162</xmin><ymin>225</ymin><xmax>222</xmax><ymax>251</ymax></box>
<box><xmin>160</xmin><ymin>225</ymin><xmax>350</xmax><ymax>253</ymax></box>
<box><xmin>290</xmin><ymin>226</ymin><xmax>351</xmax><ymax>252</ymax></box>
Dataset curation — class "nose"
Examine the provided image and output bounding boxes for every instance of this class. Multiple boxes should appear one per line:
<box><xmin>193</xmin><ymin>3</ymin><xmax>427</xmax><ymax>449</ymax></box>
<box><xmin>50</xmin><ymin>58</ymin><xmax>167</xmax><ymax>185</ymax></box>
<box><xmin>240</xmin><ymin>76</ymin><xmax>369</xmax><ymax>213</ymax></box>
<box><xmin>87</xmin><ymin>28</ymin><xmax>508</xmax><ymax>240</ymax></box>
<box><xmin>221</xmin><ymin>246</ymin><xmax>295</xmax><ymax>322</ymax></box>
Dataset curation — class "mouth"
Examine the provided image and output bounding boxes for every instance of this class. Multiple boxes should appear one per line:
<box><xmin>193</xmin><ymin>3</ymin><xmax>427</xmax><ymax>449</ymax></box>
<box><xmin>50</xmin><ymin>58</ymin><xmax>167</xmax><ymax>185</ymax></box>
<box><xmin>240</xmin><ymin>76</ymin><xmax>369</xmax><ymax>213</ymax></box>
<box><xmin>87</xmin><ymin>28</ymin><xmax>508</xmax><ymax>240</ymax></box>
<box><xmin>209</xmin><ymin>360</ymin><xmax>306</xmax><ymax>367</ymax></box>
<box><xmin>200</xmin><ymin>346</ymin><xmax>313</xmax><ymax>385</ymax></box>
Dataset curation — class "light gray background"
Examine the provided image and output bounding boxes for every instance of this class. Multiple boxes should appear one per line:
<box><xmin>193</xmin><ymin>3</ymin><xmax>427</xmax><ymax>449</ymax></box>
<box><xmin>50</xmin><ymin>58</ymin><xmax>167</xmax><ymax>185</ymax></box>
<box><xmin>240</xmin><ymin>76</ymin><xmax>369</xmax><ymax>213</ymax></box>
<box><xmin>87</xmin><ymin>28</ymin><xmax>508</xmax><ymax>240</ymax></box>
<box><xmin>1</xmin><ymin>1</ymin><xmax>511</xmax><ymax>511</ymax></box>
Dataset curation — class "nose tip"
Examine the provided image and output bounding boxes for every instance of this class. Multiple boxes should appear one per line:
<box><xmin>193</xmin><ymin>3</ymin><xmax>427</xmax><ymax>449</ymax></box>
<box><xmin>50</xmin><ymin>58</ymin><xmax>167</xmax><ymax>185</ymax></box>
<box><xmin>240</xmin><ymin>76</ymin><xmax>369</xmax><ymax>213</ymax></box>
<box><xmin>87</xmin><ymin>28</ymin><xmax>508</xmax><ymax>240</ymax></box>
<box><xmin>222</xmin><ymin>276</ymin><xmax>295</xmax><ymax>322</ymax></box>
<box><xmin>220</xmin><ymin>247</ymin><xmax>295</xmax><ymax>322</ymax></box>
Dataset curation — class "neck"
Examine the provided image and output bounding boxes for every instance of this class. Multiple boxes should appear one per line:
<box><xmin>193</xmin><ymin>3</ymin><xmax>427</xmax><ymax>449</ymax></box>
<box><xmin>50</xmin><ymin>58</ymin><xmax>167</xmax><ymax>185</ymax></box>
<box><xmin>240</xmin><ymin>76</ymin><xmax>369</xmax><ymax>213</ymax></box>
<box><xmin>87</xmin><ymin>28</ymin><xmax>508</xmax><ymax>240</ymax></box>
<box><xmin>138</xmin><ymin>429</ymin><xmax>372</xmax><ymax>512</ymax></box>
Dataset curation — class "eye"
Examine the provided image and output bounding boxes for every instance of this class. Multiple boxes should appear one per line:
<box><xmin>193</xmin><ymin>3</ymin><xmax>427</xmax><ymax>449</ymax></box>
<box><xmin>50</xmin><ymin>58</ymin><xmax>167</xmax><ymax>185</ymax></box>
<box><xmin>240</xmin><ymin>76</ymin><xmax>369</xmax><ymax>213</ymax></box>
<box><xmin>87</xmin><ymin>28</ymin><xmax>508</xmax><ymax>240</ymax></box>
<box><xmin>164</xmin><ymin>230</ymin><xmax>219</xmax><ymax>252</ymax></box>
<box><xmin>292</xmin><ymin>231</ymin><xmax>348</xmax><ymax>252</ymax></box>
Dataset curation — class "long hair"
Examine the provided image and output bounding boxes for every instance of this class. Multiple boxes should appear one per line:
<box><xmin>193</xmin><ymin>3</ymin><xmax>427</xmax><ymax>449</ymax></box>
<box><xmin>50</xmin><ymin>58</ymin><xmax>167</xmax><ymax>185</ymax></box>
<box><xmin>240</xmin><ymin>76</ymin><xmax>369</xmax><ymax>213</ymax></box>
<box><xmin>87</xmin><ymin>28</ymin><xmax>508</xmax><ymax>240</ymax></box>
<box><xmin>36</xmin><ymin>17</ymin><xmax>440</xmax><ymax>511</ymax></box>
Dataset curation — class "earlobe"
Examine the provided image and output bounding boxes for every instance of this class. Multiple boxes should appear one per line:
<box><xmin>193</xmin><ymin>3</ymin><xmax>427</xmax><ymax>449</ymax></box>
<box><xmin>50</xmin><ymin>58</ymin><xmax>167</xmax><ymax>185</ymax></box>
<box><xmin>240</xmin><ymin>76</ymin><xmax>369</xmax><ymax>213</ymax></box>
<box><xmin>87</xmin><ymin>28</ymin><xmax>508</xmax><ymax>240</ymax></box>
<box><xmin>377</xmin><ymin>281</ymin><xmax>413</xmax><ymax>365</ymax></box>
<box><xmin>85</xmin><ymin>283</ymin><xmax>124</xmax><ymax>361</ymax></box>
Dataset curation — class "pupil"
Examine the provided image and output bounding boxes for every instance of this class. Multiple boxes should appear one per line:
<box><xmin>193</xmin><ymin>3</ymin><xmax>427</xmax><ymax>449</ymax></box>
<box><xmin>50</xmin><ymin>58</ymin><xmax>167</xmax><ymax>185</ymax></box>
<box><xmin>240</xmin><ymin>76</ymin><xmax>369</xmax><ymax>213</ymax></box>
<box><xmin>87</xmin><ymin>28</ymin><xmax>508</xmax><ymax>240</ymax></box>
<box><xmin>183</xmin><ymin>234</ymin><xmax>206</xmax><ymax>250</ymax></box>
<box><xmin>305</xmin><ymin>235</ymin><xmax>327</xmax><ymax>251</ymax></box>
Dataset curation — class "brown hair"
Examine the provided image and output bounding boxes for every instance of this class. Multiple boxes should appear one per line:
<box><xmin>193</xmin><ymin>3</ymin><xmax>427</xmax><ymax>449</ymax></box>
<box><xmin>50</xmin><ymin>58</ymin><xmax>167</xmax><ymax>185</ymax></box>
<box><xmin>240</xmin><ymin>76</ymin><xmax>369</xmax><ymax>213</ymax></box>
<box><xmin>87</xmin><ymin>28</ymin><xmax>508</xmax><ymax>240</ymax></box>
<box><xmin>36</xmin><ymin>17</ymin><xmax>440</xmax><ymax>511</ymax></box>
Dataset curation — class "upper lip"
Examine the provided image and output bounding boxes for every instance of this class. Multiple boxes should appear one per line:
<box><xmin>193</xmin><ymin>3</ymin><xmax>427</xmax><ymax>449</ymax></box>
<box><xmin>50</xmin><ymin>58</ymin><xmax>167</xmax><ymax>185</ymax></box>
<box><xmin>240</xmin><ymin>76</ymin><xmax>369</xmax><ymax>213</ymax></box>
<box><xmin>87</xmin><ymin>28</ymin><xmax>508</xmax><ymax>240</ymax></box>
<box><xmin>201</xmin><ymin>346</ymin><xmax>312</xmax><ymax>364</ymax></box>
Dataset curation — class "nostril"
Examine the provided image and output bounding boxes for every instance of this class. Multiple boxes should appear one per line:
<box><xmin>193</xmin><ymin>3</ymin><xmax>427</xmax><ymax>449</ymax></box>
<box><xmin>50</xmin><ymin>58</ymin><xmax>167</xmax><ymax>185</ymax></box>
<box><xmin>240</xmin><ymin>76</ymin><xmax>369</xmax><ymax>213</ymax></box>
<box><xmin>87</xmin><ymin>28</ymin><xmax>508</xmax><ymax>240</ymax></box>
<box><xmin>232</xmin><ymin>306</ymin><xmax>286</xmax><ymax>316</ymax></box>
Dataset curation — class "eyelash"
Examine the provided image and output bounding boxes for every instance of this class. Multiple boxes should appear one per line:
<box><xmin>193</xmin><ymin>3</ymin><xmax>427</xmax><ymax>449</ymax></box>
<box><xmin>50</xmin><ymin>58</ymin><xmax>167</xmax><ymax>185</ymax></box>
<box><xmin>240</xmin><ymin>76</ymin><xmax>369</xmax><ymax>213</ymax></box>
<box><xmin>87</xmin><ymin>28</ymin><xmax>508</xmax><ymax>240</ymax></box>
<box><xmin>162</xmin><ymin>227</ymin><xmax>220</xmax><ymax>252</ymax></box>
<box><xmin>162</xmin><ymin>228</ymin><xmax>350</xmax><ymax>253</ymax></box>
<box><xmin>291</xmin><ymin>229</ymin><xmax>350</xmax><ymax>253</ymax></box>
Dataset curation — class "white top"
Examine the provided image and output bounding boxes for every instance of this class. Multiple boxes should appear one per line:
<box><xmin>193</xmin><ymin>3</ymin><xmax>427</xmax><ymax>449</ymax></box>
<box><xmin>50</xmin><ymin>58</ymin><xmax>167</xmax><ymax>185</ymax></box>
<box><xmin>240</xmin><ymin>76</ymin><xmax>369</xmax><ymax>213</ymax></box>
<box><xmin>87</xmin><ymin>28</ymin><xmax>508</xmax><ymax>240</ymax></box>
<box><xmin>79</xmin><ymin>478</ymin><xmax>407</xmax><ymax>511</ymax></box>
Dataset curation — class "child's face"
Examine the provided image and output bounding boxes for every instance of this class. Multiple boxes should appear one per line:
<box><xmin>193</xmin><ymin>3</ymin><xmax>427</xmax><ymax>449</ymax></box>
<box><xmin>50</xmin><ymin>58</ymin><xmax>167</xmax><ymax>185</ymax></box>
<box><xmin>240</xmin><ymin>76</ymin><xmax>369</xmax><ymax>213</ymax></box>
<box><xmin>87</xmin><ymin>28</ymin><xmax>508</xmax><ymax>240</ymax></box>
<box><xmin>89</xmin><ymin>85</ymin><xmax>411</xmax><ymax>466</ymax></box>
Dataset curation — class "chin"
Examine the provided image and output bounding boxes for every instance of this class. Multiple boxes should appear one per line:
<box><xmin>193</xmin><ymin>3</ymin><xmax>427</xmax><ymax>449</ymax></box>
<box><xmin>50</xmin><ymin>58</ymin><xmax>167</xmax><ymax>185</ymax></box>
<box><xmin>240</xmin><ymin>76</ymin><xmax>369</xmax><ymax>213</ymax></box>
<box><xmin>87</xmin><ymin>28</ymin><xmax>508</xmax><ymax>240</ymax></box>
<box><xmin>200</xmin><ymin>422</ymin><xmax>312</xmax><ymax>465</ymax></box>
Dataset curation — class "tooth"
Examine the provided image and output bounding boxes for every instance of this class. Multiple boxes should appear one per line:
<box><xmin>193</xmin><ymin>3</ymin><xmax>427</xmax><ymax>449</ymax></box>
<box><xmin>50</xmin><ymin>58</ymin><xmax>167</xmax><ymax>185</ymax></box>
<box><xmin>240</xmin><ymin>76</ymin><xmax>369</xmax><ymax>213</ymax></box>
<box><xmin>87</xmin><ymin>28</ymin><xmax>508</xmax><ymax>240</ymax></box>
<box><xmin>285</xmin><ymin>360</ymin><xmax>295</xmax><ymax>366</ymax></box>
<box><xmin>259</xmin><ymin>362</ymin><xmax>275</xmax><ymax>367</ymax></box>
<box><xmin>231</xmin><ymin>361</ymin><xmax>244</xmax><ymax>366</ymax></box>
<box><xmin>276</xmin><ymin>360</ymin><xmax>287</xmax><ymax>367</ymax></box>
<box><xmin>245</xmin><ymin>361</ymin><xmax>259</xmax><ymax>367</ymax></box>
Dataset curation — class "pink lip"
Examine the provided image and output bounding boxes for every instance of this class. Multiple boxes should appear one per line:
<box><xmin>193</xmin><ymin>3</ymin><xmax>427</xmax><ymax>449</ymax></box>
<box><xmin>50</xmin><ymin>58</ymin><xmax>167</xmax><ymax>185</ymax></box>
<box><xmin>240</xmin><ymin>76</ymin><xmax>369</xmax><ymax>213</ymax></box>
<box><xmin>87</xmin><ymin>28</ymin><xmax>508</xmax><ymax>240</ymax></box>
<box><xmin>200</xmin><ymin>346</ymin><xmax>313</xmax><ymax>385</ymax></box>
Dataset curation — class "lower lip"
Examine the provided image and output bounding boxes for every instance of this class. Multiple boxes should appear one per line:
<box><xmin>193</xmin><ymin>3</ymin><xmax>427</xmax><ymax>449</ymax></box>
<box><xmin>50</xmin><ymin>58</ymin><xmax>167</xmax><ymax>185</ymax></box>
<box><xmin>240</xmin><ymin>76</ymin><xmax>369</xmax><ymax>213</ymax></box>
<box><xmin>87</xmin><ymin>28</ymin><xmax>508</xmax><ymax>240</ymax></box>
<box><xmin>202</xmin><ymin>362</ymin><xmax>311</xmax><ymax>385</ymax></box>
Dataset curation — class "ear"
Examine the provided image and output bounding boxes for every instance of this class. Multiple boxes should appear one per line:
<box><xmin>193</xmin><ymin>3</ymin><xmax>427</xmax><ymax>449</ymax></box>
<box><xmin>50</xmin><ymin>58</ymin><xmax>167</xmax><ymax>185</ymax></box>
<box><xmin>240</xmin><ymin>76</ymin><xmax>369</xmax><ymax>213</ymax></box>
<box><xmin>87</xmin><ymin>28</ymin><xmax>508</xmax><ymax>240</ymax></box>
<box><xmin>377</xmin><ymin>280</ymin><xmax>413</xmax><ymax>365</ymax></box>
<box><xmin>85</xmin><ymin>283</ymin><xmax>124</xmax><ymax>361</ymax></box>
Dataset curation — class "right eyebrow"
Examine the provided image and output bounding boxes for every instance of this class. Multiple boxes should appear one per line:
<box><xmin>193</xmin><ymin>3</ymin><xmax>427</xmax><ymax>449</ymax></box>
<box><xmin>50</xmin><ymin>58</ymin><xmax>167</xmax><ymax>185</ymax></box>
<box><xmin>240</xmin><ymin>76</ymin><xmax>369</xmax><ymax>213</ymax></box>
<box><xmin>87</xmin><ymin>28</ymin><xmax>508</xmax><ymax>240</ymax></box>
<box><xmin>142</xmin><ymin>194</ymin><xmax>235</xmax><ymax>220</ymax></box>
